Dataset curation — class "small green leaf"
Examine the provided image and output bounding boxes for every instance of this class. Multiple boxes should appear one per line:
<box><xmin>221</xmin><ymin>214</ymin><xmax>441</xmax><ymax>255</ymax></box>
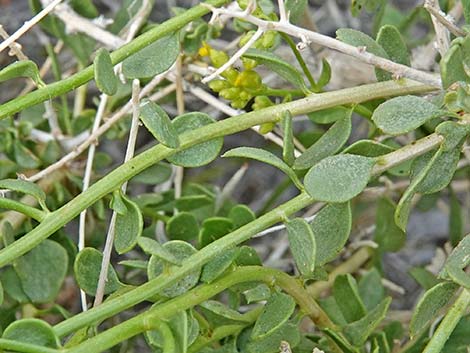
<box><xmin>139</xmin><ymin>100</ymin><xmax>180</xmax><ymax>148</ymax></box>
<box><xmin>410</xmin><ymin>148</ymin><xmax>461</xmax><ymax>195</ymax></box>
<box><xmin>199</xmin><ymin>300</ymin><xmax>251</xmax><ymax>323</ymax></box>
<box><xmin>358</xmin><ymin>268</ymin><xmax>385</xmax><ymax>311</ymax></box>
<box><xmin>374</xmin><ymin>197</ymin><xmax>405</xmax><ymax>252</ymax></box>
<box><xmin>343</xmin><ymin>139</ymin><xmax>395</xmax><ymax>157</ymax></box>
<box><xmin>14</xmin><ymin>240</ymin><xmax>68</xmax><ymax>304</ymax></box>
<box><xmin>344</xmin><ymin>297</ymin><xmax>392</xmax><ymax>346</ymax></box>
<box><xmin>251</xmin><ymin>292</ymin><xmax>296</xmax><ymax>339</ymax></box>
<box><xmin>409</xmin><ymin>267</ymin><xmax>441</xmax><ymax>290</ymax></box>
<box><xmin>440</xmin><ymin>40</ymin><xmax>469</xmax><ymax>89</ymax></box>
<box><xmin>316</xmin><ymin>58</ymin><xmax>332</xmax><ymax>90</ymax></box>
<box><xmin>372</xmin><ymin>96</ymin><xmax>445</xmax><ymax>135</ymax></box>
<box><xmin>0</xmin><ymin>267</ymin><xmax>29</xmax><ymax>304</ymax></box>
<box><xmin>131</xmin><ymin>162</ymin><xmax>173</xmax><ymax>185</ymax></box>
<box><xmin>336</xmin><ymin>28</ymin><xmax>390</xmax><ymax>81</ymax></box>
<box><xmin>94</xmin><ymin>48</ymin><xmax>117</xmax><ymax>96</ymax></box>
<box><xmin>304</xmin><ymin>154</ymin><xmax>375</xmax><ymax>203</ymax></box>
<box><xmin>122</xmin><ymin>34</ymin><xmax>179</xmax><ymax>79</ymax></box>
<box><xmin>243</xmin><ymin>284</ymin><xmax>271</xmax><ymax>304</ymax></box>
<box><xmin>246</xmin><ymin>323</ymin><xmax>300</xmax><ymax>353</ymax></box>
<box><xmin>310</xmin><ymin>202</ymin><xmax>352</xmax><ymax>266</ymax></box>
<box><xmin>0</xmin><ymin>60</ymin><xmax>45</xmax><ymax>87</ymax></box>
<box><xmin>285</xmin><ymin>0</ymin><xmax>308</xmax><ymax>23</ymax></box>
<box><xmin>308</xmin><ymin>106</ymin><xmax>350</xmax><ymax>125</ymax></box>
<box><xmin>200</xmin><ymin>248</ymin><xmax>237</xmax><ymax>283</ymax></box>
<box><xmin>166</xmin><ymin>212</ymin><xmax>199</xmax><ymax>241</ymax></box>
<box><xmin>409</xmin><ymin>282</ymin><xmax>459</xmax><ymax>338</ymax></box>
<box><xmin>13</xmin><ymin>141</ymin><xmax>41</xmax><ymax>169</ymax></box>
<box><xmin>286</xmin><ymin>218</ymin><xmax>316</xmax><ymax>276</ymax></box>
<box><xmin>436</xmin><ymin>120</ymin><xmax>470</xmax><ymax>152</ymax></box>
<box><xmin>223</xmin><ymin>147</ymin><xmax>303</xmax><ymax>189</ymax></box>
<box><xmin>0</xmin><ymin>179</ymin><xmax>47</xmax><ymax>210</ymax></box>
<box><xmin>443</xmin><ymin>234</ymin><xmax>470</xmax><ymax>288</ymax></box>
<box><xmin>376</xmin><ymin>25</ymin><xmax>410</xmax><ymax>66</ymax></box>
<box><xmin>281</xmin><ymin>111</ymin><xmax>295</xmax><ymax>166</ymax></box>
<box><xmin>175</xmin><ymin>195</ymin><xmax>213</xmax><ymax>211</ymax></box>
<box><xmin>235</xmin><ymin>246</ymin><xmax>262</xmax><ymax>266</ymax></box>
<box><xmin>114</xmin><ymin>193</ymin><xmax>143</xmax><ymax>254</ymax></box>
<box><xmin>167</xmin><ymin>112</ymin><xmax>223</xmax><ymax>167</ymax></box>
<box><xmin>243</xmin><ymin>48</ymin><xmax>308</xmax><ymax>92</ymax></box>
<box><xmin>148</xmin><ymin>241</ymin><xmax>200</xmax><ymax>298</ymax></box>
<box><xmin>333</xmin><ymin>274</ymin><xmax>367</xmax><ymax>323</ymax></box>
<box><xmin>228</xmin><ymin>205</ymin><xmax>256</xmax><ymax>228</ymax></box>
<box><xmin>74</xmin><ymin>248</ymin><xmax>121</xmax><ymax>296</ymax></box>
<box><xmin>109</xmin><ymin>190</ymin><xmax>127</xmax><ymax>215</ymax></box>
<box><xmin>294</xmin><ymin>110</ymin><xmax>352</xmax><ymax>170</ymax></box>
<box><xmin>2</xmin><ymin>319</ymin><xmax>60</xmax><ymax>348</ymax></box>
<box><xmin>137</xmin><ymin>237</ymin><xmax>181</xmax><ymax>265</ymax></box>
<box><xmin>198</xmin><ymin>217</ymin><xmax>233</xmax><ymax>248</ymax></box>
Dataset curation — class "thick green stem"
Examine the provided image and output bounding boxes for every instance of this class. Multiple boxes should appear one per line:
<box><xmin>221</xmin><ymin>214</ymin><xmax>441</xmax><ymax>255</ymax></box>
<box><xmin>0</xmin><ymin>80</ymin><xmax>434</xmax><ymax>268</ymax></box>
<box><xmin>0</xmin><ymin>198</ymin><xmax>46</xmax><ymax>222</ymax></box>
<box><xmin>422</xmin><ymin>289</ymin><xmax>470</xmax><ymax>353</ymax></box>
<box><xmin>0</xmin><ymin>0</ymin><xmax>229</xmax><ymax>119</ymax></box>
<box><xmin>64</xmin><ymin>266</ymin><xmax>335</xmax><ymax>353</ymax></box>
<box><xmin>53</xmin><ymin>193</ymin><xmax>313</xmax><ymax>338</ymax></box>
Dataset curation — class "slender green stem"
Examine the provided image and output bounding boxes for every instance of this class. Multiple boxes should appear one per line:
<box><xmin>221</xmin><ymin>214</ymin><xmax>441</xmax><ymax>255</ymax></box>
<box><xmin>65</xmin><ymin>266</ymin><xmax>335</xmax><ymax>353</ymax></box>
<box><xmin>0</xmin><ymin>198</ymin><xmax>46</xmax><ymax>222</ymax></box>
<box><xmin>0</xmin><ymin>80</ymin><xmax>434</xmax><ymax>267</ymax></box>
<box><xmin>53</xmin><ymin>193</ymin><xmax>314</xmax><ymax>338</ymax></box>
<box><xmin>257</xmin><ymin>87</ymin><xmax>304</xmax><ymax>97</ymax></box>
<box><xmin>0</xmin><ymin>0</ymin><xmax>229</xmax><ymax>120</ymax></box>
<box><xmin>0</xmin><ymin>339</ymin><xmax>59</xmax><ymax>353</ymax></box>
<box><xmin>281</xmin><ymin>32</ymin><xmax>316</xmax><ymax>88</ymax></box>
<box><xmin>422</xmin><ymin>289</ymin><xmax>470</xmax><ymax>353</ymax></box>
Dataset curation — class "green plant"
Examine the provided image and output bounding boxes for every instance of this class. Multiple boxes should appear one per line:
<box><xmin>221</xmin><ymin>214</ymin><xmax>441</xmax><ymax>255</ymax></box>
<box><xmin>0</xmin><ymin>0</ymin><xmax>470</xmax><ymax>352</ymax></box>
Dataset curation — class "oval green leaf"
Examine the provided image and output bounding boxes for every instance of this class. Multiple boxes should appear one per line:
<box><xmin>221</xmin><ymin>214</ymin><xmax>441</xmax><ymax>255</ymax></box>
<box><xmin>0</xmin><ymin>178</ymin><xmax>47</xmax><ymax>210</ymax></box>
<box><xmin>114</xmin><ymin>193</ymin><xmax>143</xmax><ymax>254</ymax></box>
<box><xmin>0</xmin><ymin>60</ymin><xmax>45</xmax><ymax>87</ymax></box>
<box><xmin>376</xmin><ymin>25</ymin><xmax>410</xmax><ymax>66</ymax></box>
<box><xmin>251</xmin><ymin>292</ymin><xmax>296</xmax><ymax>339</ymax></box>
<box><xmin>223</xmin><ymin>147</ymin><xmax>302</xmax><ymax>189</ymax></box>
<box><xmin>94</xmin><ymin>48</ymin><xmax>117</xmax><ymax>96</ymax></box>
<box><xmin>2</xmin><ymin>318</ymin><xmax>60</xmax><ymax>348</ymax></box>
<box><xmin>372</xmin><ymin>96</ymin><xmax>445</xmax><ymax>136</ymax></box>
<box><xmin>14</xmin><ymin>240</ymin><xmax>68</xmax><ymax>304</ymax></box>
<box><xmin>294</xmin><ymin>110</ymin><xmax>352</xmax><ymax>170</ymax></box>
<box><xmin>148</xmin><ymin>240</ymin><xmax>200</xmax><ymax>298</ymax></box>
<box><xmin>286</xmin><ymin>218</ymin><xmax>316</xmax><ymax>276</ymax></box>
<box><xmin>74</xmin><ymin>247</ymin><xmax>121</xmax><ymax>296</ymax></box>
<box><xmin>333</xmin><ymin>274</ymin><xmax>367</xmax><ymax>323</ymax></box>
<box><xmin>137</xmin><ymin>237</ymin><xmax>181</xmax><ymax>266</ymax></box>
<box><xmin>310</xmin><ymin>202</ymin><xmax>352</xmax><ymax>266</ymax></box>
<box><xmin>122</xmin><ymin>34</ymin><xmax>179</xmax><ymax>79</ymax></box>
<box><xmin>409</xmin><ymin>282</ymin><xmax>459</xmax><ymax>338</ymax></box>
<box><xmin>166</xmin><ymin>212</ymin><xmax>199</xmax><ymax>241</ymax></box>
<box><xmin>304</xmin><ymin>154</ymin><xmax>375</xmax><ymax>203</ymax></box>
<box><xmin>243</xmin><ymin>48</ymin><xmax>308</xmax><ymax>92</ymax></box>
<box><xmin>201</xmin><ymin>248</ymin><xmax>238</xmax><ymax>283</ymax></box>
<box><xmin>167</xmin><ymin>112</ymin><xmax>223</xmax><ymax>167</ymax></box>
<box><xmin>139</xmin><ymin>100</ymin><xmax>180</xmax><ymax>148</ymax></box>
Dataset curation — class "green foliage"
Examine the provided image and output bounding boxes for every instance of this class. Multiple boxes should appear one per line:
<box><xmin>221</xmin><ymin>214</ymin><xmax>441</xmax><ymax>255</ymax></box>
<box><xmin>2</xmin><ymin>2</ymin><xmax>470</xmax><ymax>353</ymax></box>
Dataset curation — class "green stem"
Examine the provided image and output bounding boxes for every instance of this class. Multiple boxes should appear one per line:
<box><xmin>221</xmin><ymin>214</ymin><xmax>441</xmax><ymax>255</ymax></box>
<box><xmin>0</xmin><ymin>198</ymin><xmax>46</xmax><ymax>222</ymax></box>
<box><xmin>280</xmin><ymin>32</ymin><xmax>317</xmax><ymax>88</ymax></box>
<box><xmin>53</xmin><ymin>193</ymin><xmax>313</xmax><ymax>338</ymax></box>
<box><xmin>0</xmin><ymin>0</ymin><xmax>229</xmax><ymax>120</ymax></box>
<box><xmin>258</xmin><ymin>87</ymin><xmax>304</xmax><ymax>97</ymax></box>
<box><xmin>64</xmin><ymin>266</ymin><xmax>335</xmax><ymax>353</ymax></box>
<box><xmin>0</xmin><ymin>80</ymin><xmax>433</xmax><ymax>267</ymax></box>
<box><xmin>0</xmin><ymin>339</ymin><xmax>59</xmax><ymax>353</ymax></box>
<box><xmin>422</xmin><ymin>289</ymin><xmax>470</xmax><ymax>353</ymax></box>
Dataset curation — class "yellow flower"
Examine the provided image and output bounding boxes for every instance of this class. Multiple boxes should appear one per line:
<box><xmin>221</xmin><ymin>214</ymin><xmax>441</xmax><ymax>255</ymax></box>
<box><xmin>198</xmin><ymin>41</ymin><xmax>211</xmax><ymax>57</ymax></box>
